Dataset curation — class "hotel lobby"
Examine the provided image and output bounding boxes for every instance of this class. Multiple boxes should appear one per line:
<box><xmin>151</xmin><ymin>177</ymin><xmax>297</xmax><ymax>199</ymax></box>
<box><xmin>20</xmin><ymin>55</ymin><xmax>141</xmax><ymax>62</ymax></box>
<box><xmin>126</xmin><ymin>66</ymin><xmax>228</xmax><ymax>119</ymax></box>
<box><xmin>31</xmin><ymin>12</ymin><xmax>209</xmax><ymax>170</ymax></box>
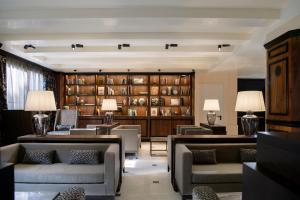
<box><xmin>1</xmin><ymin>0</ymin><xmax>300</xmax><ymax>199</ymax></box>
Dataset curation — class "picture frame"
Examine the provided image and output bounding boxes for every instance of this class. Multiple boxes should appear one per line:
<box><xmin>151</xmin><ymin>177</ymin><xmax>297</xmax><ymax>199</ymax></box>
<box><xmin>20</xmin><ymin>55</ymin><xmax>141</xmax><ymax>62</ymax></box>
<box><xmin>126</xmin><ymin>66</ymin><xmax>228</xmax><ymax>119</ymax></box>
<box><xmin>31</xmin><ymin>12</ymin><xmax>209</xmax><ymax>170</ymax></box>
<box><xmin>151</xmin><ymin>107</ymin><xmax>158</xmax><ymax>116</ymax></box>
<box><xmin>171</xmin><ymin>98</ymin><xmax>180</xmax><ymax>106</ymax></box>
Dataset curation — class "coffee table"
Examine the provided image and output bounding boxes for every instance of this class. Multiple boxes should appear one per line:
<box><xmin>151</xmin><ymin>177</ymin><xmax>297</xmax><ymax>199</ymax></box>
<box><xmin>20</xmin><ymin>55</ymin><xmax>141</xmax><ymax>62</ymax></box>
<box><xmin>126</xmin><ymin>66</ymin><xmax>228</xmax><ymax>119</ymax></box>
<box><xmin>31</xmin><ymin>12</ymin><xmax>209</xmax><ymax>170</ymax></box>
<box><xmin>15</xmin><ymin>191</ymin><xmax>59</xmax><ymax>200</ymax></box>
<box><xmin>150</xmin><ymin>137</ymin><xmax>167</xmax><ymax>156</ymax></box>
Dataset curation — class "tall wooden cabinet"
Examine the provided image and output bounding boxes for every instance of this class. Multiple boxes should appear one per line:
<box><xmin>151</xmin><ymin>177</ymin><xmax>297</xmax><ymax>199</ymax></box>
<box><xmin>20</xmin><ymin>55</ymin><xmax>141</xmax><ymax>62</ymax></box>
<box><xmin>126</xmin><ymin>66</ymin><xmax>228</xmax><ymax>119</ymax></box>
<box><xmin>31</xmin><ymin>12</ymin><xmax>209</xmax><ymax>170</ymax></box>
<box><xmin>60</xmin><ymin>72</ymin><xmax>195</xmax><ymax>138</ymax></box>
<box><xmin>264</xmin><ymin>29</ymin><xmax>300</xmax><ymax>132</ymax></box>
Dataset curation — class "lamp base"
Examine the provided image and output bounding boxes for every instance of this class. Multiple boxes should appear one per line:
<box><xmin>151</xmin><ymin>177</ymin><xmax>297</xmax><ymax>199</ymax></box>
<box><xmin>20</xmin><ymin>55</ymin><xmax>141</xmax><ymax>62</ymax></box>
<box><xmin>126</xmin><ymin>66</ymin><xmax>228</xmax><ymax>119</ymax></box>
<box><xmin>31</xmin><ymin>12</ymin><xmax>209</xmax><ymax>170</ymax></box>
<box><xmin>33</xmin><ymin>113</ymin><xmax>50</xmax><ymax>137</ymax></box>
<box><xmin>241</xmin><ymin>112</ymin><xmax>259</xmax><ymax>136</ymax></box>
<box><xmin>105</xmin><ymin>112</ymin><xmax>114</xmax><ymax>124</ymax></box>
<box><xmin>207</xmin><ymin>111</ymin><xmax>216</xmax><ymax>126</ymax></box>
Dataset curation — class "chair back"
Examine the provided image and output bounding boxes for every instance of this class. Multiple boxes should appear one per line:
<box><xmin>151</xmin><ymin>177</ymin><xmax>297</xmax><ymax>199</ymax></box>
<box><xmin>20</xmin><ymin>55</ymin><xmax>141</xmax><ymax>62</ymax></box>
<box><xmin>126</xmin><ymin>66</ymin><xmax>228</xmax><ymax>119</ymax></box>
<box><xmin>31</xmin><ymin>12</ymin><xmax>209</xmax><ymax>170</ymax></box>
<box><xmin>54</xmin><ymin>109</ymin><xmax>79</xmax><ymax>130</ymax></box>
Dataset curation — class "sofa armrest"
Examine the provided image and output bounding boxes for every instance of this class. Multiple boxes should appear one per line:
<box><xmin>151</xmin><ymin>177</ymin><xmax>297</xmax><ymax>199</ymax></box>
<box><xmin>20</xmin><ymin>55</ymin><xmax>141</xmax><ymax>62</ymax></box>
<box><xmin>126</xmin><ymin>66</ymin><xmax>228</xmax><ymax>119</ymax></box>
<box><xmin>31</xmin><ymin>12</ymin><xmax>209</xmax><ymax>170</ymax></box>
<box><xmin>175</xmin><ymin>144</ymin><xmax>192</xmax><ymax>195</ymax></box>
<box><xmin>104</xmin><ymin>144</ymin><xmax>120</xmax><ymax>195</ymax></box>
<box><xmin>0</xmin><ymin>143</ymin><xmax>20</xmax><ymax>164</ymax></box>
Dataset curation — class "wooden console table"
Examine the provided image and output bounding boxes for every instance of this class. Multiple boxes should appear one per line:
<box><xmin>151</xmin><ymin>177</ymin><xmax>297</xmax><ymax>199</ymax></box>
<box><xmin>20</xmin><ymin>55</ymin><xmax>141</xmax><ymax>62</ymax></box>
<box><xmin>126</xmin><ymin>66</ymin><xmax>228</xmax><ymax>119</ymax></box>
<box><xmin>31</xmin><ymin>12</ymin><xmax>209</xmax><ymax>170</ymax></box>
<box><xmin>170</xmin><ymin>135</ymin><xmax>257</xmax><ymax>191</ymax></box>
<box><xmin>17</xmin><ymin>134</ymin><xmax>123</xmax><ymax>192</ymax></box>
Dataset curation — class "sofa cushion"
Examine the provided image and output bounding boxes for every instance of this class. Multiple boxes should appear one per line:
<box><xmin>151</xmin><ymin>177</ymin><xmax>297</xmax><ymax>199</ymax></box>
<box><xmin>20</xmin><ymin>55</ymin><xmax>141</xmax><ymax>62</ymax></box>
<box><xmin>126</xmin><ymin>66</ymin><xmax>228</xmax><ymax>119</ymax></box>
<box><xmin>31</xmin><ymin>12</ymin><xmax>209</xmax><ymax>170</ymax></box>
<box><xmin>192</xmin><ymin>163</ymin><xmax>242</xmax><ymax>184</ymax></box>
<box><xmin>69</xmin><ymin>150</ymin><xmax>103</xmax><ymax>164</ymax></box>
<box><xmin>192</xmin><ymin>149</ymin><xmax>217</xmax><ymax>164</ymax></box>
<box><xmin>14</xmin><ymin>163</ymin><xmax>104</xmax><ymax>184</ymax></box>
<box><xmin>240</xmin><ymin>148</ymin><xmax>256</xmax><ymax>163</ymax></box>
<box><xmin>22</xmin><ymin>150</ymin><xmax>54</xmax><ymax>164</ymax></box>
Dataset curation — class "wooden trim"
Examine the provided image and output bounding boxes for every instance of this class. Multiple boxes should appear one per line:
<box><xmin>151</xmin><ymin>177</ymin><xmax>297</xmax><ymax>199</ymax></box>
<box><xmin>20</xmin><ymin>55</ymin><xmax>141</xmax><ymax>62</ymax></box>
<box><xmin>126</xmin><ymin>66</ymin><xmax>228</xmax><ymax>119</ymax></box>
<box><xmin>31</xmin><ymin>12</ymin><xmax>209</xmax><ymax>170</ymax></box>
<box><xmin>268</xmin><ymin>42</ymin><xmax>288</xmax><ymax>59</ymax></box>
<box><xmin>264</xmin><ymin>29</ymin><xmax>300</xmax><ymax>49</ymax></box>
<box><xmin>268</xmin><ymin>58</ymin><xmax>289</xmax><ymax>115</ymax></box>
<box><xmin>266</xmin><ymin>119</ymin><xmax>300</xmax><ymax>127</ymax></box>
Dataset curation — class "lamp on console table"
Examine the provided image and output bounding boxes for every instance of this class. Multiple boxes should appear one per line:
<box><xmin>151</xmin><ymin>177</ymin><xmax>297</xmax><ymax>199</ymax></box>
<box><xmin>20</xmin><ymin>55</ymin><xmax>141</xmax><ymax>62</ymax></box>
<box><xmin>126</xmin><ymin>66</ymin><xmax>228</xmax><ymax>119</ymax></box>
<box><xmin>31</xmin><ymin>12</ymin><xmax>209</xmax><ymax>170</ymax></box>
<box><xmin>235</xmin><ymin>91</ymin><xmax>265</xmax><ymax>135</ymax></box>
<box><xmin>25</xmin><ymin>91</ymin><xmax>57</xmax><ymax>136</ymax></box>
<box><xmin>101</xmin><ymin>99</ymin><xmax>118</xmax><ymax>124</ymax></box>
<box><xmin>203</xmin><ymin>99</ymin><xmax>220</xmax><ymax>126</ymax></box>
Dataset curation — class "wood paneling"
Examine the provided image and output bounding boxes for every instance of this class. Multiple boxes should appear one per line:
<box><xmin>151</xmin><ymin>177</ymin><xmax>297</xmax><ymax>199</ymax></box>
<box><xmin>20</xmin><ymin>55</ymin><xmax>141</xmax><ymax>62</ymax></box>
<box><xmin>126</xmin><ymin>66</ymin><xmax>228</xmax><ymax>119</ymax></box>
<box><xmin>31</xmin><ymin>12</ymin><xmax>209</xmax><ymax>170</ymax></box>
<box><xmin>264</xmin><ymin>29</ymin><xmax>300</xmax><ymax>132</ymax></box>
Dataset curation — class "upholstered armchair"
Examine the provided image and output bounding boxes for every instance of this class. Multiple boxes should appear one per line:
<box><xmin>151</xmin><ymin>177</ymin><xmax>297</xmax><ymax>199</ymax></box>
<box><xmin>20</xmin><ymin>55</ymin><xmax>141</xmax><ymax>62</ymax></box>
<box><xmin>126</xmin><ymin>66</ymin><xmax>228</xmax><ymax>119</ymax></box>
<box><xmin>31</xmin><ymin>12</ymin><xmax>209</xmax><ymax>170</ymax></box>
<box><xmin>111</xmin><ymin>125</ymin><xmax>141</xmax><ymax>156</ymax></box>
<box><xmin>54</xmin><ymin>109</ymin><xmax>79</xmax><ymax>131</ymax></box>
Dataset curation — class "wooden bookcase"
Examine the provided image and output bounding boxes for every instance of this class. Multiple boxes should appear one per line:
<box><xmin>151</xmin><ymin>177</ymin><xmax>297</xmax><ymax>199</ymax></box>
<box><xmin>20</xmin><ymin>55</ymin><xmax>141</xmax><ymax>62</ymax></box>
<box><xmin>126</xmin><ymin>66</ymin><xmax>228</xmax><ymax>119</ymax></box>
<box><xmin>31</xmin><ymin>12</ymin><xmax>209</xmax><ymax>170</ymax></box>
<box><xmin>62</xmin><ymin>72</ymin><xmax>195</xmax><ymax>138</ymax></box>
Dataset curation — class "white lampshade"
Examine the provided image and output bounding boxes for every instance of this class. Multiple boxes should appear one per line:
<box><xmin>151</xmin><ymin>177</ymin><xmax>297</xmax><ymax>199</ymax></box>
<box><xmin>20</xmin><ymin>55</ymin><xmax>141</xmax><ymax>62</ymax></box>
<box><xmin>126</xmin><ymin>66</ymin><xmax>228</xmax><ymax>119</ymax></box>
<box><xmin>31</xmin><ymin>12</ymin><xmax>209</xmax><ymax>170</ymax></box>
<box><xmin>203</xmin><ymin>99</ymin><xmax>220</xmax><ymax>111</ymax></box>
<box><xmin>25</xmin><ymin>91</ymin><xmax>56</xmax><ymax>111</ymax></box>
<box><xmin>101</xmin><ymin>99</ymin><xmax>118</xmax><ymax>111</ymax></box>
<box><xmin>235</xmin><ymin>91</ymin><xmax>266</xmax><ymax>112</ymax></box>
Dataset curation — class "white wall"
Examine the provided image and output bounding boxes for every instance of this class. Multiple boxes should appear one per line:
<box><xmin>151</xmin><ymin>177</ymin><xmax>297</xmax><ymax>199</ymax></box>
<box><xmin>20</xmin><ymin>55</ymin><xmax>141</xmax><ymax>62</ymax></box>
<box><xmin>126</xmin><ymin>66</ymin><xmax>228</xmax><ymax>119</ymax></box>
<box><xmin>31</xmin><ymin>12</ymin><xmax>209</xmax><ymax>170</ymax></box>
<box><xmin>195</xmin><ymin>70</ymin><xmax>238</xmax><ymax>135</ymax></box>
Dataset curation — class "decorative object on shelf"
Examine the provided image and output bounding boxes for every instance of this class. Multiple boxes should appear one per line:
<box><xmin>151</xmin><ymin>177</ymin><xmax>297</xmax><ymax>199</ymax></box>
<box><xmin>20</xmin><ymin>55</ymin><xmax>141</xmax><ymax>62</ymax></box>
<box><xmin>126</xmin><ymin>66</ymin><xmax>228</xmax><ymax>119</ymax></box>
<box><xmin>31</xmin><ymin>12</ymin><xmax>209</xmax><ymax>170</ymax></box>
<box><xmin>121</xmin><ymin>88</ymin><xmax>127</xmax><ymax>95</ymax></box>
<box><xmin>67</xmin><ymin>87</ymin><xmax>72</xmax><ymax>95</ymax></box>
<box><xmin>174</xmin><ymin>78</ymin><xmax>180</xmax><ymax>85</ymax></box>
<box><xmin>151</xmin><ymin>107</ymin><xmax>158</xmax><ymax>116</ymax></box>
<box><xmin>151</xmin><ymin>98</ymin><xmax>159</xmax><ymax>106</ymax></box>
<box><xmin>120</xmin><ymin>78</ymin><xmax>127</xmax><ymax>84</ymax></box>
<box><xmin>107</xmin><ymin>86</ymin><xmax>114</xmax><ymax>95</ymax></box>
<box><xmin>203</xmin><ymin>99</ymin><xmax>220</xmax><ymax>126</ymax></box>
<box><xmin>235</xmin><ymin>91</ymin><xmax>265</xmax><ymax>135</ymax></box>
<box><xmin>107</xmin><ymin>78</ymin><xmax>114</xmax><ymax>85</ymax></box>
<box><xmin>167</xmin><ymin>86</ymin><xmax>172</xmax><ymax>95</ymax></box>
<box><xmin>161</xmin><ymin>88</ymin><xmax>167</xmax><ymax>95</ymax></box>
<box><xmin>165</xmin><ymin>109</ymin><xmax>171</xmax><ymax>116</ymax></box>
<box><xmin>161</xmin><ymin>78</ymin><xmax>167</xmax><ymax>85</ymax></box>
<box><xmin>98</xmin><ymin>87</ymin><xmax>105</xmax><ymax>95</ymax></box>
<box><xmin>159</xmin><ymin>97</ymin><xmax>165</xmax><ymax>106</ymax></box>
<box><xmin>25</xmin><ymin>91</ymin><xmax>57</xmax><ymax>136</ymax></box>
<box><xmin>133</xmin><ymin>78</ymin><xmax>144</xmax><ymax>84</ymax></box>
<box><xmin>101</xmin><ymin>99</ymin><xmax>118</xmax><ymax>124</ymax></box>
<box><xmin>131</xmin><ymin>98</ymin><xmax>138</xmax><ymax>106</ymax></box>
<box><xmin>80</xmin><ymin>99</ymin><xmax>85</xmax><ymax>105</ymax></box>
<box><xmin>139</xmin><ymin>97</ymin><xmax>146</xmax><ymax>106</ymax></box>
<box><xmin>128</xmin><ymin>85</ymin><xmax>133</xmax><ymax>95</ymax></box>
<box><xmin>171</xmin><ymin>99</ymin><xmax>180</xmax><ymax>106</ymax></box>
<box><xmin>172</xmin><ymin>87</ymin><xmax>178</xmax><ymax>95</ymax></box>
<box><xmin>122</xmin><ymin>98</ymin><xmax>127</xmax><ymax>106</ymax></box>
<box><xmin>151</xmin><ymin>86</ymin><xmax>159</xmax><ymax>95</ymax></box>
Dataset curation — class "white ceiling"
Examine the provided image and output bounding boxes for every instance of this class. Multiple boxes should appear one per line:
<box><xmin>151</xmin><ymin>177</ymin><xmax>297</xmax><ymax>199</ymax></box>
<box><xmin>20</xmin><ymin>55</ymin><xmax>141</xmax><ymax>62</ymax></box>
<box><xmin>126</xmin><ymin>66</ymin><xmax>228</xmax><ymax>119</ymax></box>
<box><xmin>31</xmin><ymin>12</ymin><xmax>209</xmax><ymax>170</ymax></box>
<box><xmin>0</xmin><ymin>0</ymin><xmax>293</xmax><ymax>75</ymax></box>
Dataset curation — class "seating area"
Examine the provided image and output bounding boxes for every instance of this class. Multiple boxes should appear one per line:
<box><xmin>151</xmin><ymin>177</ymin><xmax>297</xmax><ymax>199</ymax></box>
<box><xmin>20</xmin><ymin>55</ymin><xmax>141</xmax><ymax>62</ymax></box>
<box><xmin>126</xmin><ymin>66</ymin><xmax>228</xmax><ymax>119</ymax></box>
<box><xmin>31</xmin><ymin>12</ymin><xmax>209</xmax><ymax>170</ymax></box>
<box><xmin>1</xmin><ymin>1</ymin><xmax>300</xmax><ymax>200</ymax></box>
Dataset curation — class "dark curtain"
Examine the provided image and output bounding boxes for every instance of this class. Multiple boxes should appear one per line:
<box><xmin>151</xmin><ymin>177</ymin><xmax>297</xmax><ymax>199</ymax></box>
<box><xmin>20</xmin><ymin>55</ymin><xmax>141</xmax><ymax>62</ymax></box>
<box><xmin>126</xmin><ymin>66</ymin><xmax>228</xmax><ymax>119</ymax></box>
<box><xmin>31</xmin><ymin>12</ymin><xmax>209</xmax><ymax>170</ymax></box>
<box><xmin>0</xmin><ymin>55</ymin><xmax>7</xmax><ymax>146</ymax></box>
<box><xmin>43</xmin><ymin>70</ymin><xmax>58</xmax><ymax>130</ymax></box>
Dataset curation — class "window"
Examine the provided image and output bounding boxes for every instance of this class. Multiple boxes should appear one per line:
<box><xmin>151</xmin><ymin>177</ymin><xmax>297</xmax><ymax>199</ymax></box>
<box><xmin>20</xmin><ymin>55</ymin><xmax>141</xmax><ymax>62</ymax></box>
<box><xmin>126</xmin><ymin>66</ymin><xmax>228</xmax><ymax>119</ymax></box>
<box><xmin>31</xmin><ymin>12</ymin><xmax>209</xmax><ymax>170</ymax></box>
<box><xmin>6</xmin><ymin>57</ymin><xmax>44</xmax><ymax>110</ymax></box>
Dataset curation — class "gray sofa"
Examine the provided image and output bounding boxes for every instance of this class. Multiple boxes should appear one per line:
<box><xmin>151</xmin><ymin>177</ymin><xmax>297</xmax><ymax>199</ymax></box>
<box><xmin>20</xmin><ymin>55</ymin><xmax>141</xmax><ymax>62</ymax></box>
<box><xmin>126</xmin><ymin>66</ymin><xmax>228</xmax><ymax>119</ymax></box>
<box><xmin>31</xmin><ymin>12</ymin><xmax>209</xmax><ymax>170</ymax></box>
<box><xmin>175</xmin><ymin>143</ymin><xmax>256</xmax><ymax>199</ymax></box>
<box><xmin>0</xmin><ymin>143</ymin><xmax>120</xmax><ymax>199</ymax></box>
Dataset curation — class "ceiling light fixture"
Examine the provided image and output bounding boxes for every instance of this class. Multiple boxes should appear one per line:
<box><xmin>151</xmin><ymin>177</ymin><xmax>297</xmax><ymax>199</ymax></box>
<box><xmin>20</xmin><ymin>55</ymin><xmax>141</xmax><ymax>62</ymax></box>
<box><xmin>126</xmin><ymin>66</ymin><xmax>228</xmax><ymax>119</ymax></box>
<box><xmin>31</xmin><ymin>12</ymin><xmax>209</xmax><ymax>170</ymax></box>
<box><xmin>218</xmin><ymin>44</ymin><xmax>231</xmax><ymax>52</ymax></box>
<box><xmin>24</xmin><ymin>44</ymin><xmax>36</xmax><ymax>50</ymax></box>
<box><xmin>71</xmin><ymin>44</ymin><xmax>84</xmax><ymax>51</ymax></box>
<box><xmin>165</xmin><ymin>43</ymin><xmax>178</xmax><ymax>50</ymax></box>
<box><xmin>118</xmin><ymin>44</ymin><xmax>130</xmax><ymax>50</ymax></box>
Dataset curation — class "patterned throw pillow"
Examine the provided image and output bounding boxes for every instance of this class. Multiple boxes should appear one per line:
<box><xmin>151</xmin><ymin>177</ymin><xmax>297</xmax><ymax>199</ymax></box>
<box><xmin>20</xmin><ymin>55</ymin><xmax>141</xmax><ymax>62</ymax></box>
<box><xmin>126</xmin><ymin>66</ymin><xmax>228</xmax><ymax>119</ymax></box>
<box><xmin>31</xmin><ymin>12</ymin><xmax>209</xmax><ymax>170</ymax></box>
<box><xmin>192</xmin><ymin>186</ymin><xmax>220</xmax><ymax>200</ymax></box>
<box><xmin>55</xmin><ymin>187</ymin><xmax>85</xmax><ymax>200</ymax></box>
<box><xmin>240</xmin><ymin>148</ymin><xmax>257</xmax><ymax>162</ymax></box>
<box><xmin>56</xmin><ymin>124</ymin><xmax>74</xmax><ymax>131</ymax></box>
<box><xmin>69</xmin><ymin>150</ymin><xmax>103</xmax><ymax>164</ymax></box>
<box><xmin>191</xmin><ymin>149</ymin><xmax>217</xmax><ymax>164</ymax></box>
<box><xmin>22</xmin><ymin>150</ymin><xmax>54</xmax><ymax>164</ymax></box>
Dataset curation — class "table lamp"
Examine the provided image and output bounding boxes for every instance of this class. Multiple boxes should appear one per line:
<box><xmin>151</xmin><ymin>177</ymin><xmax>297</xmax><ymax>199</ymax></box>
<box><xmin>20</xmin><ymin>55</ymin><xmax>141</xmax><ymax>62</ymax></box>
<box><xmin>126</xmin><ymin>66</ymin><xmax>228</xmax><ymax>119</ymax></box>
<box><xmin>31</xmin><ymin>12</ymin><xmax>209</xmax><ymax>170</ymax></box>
<box><xmin>203</xmin><ymin>99</ymin><xmax>220</xmax><ymax>125</ymax></box>
<box><xmin>101</xmin><ymin>99</ymin><xmax>118</xmax><ymax>124</ymax></box>
<box><xmin>235</xmin><ymin>91</ymin><xmax>265</xmax><ymax>135</ymax></box>
<box><xmin>25</xmin><ymin>91</ymin><xmax>57</xmax><ymax>136</ymax></box>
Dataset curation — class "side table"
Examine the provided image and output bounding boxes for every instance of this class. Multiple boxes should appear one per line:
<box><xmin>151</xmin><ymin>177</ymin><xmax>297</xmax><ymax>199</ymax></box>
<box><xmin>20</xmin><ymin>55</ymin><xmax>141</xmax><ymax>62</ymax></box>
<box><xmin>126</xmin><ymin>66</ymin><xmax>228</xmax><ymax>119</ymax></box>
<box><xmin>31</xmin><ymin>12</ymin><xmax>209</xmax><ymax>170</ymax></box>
<box><xmin>150</xmin><ymin>137</ymin><xmax>167</xmax><ymax>156</ymax></box>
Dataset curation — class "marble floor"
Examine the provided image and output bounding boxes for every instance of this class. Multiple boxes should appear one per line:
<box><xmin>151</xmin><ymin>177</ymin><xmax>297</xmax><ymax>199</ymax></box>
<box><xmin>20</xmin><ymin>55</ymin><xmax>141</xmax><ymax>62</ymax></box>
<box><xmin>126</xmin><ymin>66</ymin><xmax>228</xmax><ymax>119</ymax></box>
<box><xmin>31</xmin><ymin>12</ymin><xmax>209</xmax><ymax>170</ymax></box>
<box><xmin>116</xmin><ymin>142</ymin><xmax>241</xmax><ymax>200</ymax></box>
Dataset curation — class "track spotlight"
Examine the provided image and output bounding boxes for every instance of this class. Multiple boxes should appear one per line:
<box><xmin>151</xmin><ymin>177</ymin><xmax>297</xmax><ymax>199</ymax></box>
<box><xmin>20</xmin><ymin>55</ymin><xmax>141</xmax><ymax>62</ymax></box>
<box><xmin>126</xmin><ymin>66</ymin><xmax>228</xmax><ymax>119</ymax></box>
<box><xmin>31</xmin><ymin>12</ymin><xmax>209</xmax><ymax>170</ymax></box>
<box><xmin>24</xmin><ymin>44</ymin><xmax>36</xmax><ymax>50</ymax></box>
<box><xmin>118</xmin><ymin>44</ymin><xmax>130</xmax><ymax>50</ymax></box>
<box><xmin>71</xmin><ymin>44</ymin><xmax>76</xmax><ymax>51</ymax></box>
<box><xmin>165</xmin><ymin>43</ymin><xmax>178</xmax><ymax>50</ymax></box>
<box><xmin>218</xmin><ymin>44</ymin><xmax>231</xmax><ymax>52</ymax></box>
<box><xmin>76</xmin><ymin>44</ymin><xmax>84</xmax><ymax>48</ymax></box>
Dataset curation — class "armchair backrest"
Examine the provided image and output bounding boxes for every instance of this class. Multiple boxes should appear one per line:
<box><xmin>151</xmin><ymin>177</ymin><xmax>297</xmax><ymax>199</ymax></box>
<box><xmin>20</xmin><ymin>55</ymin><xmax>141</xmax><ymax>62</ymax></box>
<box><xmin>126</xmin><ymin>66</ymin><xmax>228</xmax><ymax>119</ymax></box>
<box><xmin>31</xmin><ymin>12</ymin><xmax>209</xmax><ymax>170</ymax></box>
<box><xmin>54</xmin><ymin>109</ymin><xmax>79</xmax><ymax>130</ymax></box>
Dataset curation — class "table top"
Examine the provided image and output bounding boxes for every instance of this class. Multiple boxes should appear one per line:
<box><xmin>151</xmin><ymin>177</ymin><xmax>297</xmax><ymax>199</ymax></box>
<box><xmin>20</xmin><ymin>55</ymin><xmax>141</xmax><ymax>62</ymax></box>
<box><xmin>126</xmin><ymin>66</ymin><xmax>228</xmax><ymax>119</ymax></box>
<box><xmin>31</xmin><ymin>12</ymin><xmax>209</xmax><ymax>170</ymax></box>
<box><xmin>15</xmin><ymin>192</ymin><xmax>59</xmax><ymax>200</ymax></box>
<box><xmin>150</xmin><ymin>137</ymin><xmax>167</xmax><ymax>142</ymax></box>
